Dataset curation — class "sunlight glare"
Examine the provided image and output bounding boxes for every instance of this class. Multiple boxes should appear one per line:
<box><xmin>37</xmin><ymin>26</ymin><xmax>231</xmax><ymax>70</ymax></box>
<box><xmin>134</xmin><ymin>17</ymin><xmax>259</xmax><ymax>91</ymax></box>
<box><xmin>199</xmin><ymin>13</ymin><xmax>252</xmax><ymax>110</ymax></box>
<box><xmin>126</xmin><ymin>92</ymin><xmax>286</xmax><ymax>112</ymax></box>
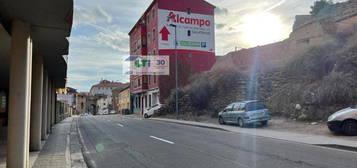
<box><xmin>241</xmin><ymin>12</ymin><xmax>286</xmax><ymax>47</ymax></box>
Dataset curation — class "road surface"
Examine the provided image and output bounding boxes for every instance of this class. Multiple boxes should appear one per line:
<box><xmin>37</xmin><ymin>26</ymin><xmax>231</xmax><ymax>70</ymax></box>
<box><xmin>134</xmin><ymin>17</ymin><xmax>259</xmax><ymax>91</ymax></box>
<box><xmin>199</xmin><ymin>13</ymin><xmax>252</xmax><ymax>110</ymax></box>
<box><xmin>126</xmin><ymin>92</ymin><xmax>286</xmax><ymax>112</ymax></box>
<box><xmin>77</xmin><ymin>115</ymin><xmax>357</xmax><ymax>168</ymax></box>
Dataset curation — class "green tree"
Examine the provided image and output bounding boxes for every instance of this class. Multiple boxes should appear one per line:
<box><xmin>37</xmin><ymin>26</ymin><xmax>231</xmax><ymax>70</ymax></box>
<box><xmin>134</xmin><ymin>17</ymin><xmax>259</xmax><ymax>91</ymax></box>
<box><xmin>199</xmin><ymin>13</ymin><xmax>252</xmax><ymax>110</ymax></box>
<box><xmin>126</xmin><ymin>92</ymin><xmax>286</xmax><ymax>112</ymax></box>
<box><xmin>310</xmin><ymin>0</ymin><xmax>334</xmax><ymax>16</ymax></box>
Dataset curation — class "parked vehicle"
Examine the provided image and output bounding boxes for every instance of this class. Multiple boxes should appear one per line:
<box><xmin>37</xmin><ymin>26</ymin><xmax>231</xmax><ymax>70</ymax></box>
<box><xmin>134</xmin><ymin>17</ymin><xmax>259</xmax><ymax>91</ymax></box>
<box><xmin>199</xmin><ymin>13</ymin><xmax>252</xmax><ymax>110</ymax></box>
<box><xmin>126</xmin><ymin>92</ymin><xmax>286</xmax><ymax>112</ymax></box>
<box><xmin>327</xmin><ymin>105</ymin><xmax>357</xmax><ymax>136</ymax></box>
<box><xmin>218</xmin><ymin>100</ymin><xmax>271</xmax><ymax>127</ymax></box>
<box><xmin>143</xmin><ymin>104</ymin><xmax>162</xmax><ymax>118</ymax></box>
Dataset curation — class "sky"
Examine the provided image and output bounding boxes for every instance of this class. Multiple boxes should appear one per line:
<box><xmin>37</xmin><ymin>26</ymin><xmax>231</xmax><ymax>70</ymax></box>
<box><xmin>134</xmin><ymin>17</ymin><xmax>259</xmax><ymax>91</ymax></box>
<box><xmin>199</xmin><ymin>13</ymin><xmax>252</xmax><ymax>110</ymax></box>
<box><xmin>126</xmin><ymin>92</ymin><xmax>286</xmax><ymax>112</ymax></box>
<box><xmin>67</xmin><ymin>0</ymin><xmax>347</xmax><ymax>92</ymax></box>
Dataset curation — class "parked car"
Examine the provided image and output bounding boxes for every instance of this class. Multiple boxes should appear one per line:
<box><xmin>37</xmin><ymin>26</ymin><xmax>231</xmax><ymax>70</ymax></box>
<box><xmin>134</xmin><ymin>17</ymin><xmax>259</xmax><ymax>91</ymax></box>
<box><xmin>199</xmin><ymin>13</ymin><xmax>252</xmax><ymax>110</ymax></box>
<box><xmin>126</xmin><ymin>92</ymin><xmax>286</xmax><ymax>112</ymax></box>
<box><xmin>218</xmin><ymin>100</ymin><xmax>271</xmax><ymax>127</ymax></box>
<box><xmin>143</xmin><ymin>104</ymin><xmax>162</xmax><ymax>118</ymax></box>
<box><xmin>327</xmin><ymin>105</ymin><xmax>357</xmax><ymax>136</ymax></box>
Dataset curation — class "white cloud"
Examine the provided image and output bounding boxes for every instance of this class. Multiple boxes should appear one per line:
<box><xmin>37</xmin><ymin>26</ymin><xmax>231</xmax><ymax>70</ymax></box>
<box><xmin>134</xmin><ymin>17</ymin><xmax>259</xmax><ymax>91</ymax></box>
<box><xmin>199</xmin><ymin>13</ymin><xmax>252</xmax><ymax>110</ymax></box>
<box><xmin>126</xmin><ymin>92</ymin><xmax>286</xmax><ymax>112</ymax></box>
<box><xmin>73</xmin><ymin>5</ymin><xmax>113</xmax><ymax>28</ymax></box>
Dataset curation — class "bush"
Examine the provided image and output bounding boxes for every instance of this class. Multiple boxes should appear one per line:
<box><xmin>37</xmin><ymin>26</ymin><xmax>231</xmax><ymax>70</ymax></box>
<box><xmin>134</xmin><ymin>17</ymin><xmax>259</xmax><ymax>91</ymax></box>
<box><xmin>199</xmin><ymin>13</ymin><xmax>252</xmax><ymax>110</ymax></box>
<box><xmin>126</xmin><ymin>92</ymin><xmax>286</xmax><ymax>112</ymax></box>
<box><xmin>188</xmin><ymin>77</ymin><xmax>213</xmax><ymax>110</ymax></box>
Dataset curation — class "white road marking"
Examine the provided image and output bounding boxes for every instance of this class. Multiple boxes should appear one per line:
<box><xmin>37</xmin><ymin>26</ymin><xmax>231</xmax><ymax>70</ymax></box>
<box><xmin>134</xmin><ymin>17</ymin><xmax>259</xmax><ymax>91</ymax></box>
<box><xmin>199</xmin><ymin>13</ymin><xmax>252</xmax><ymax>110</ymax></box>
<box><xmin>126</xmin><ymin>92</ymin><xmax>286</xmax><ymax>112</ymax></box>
<box><xmin>117</xmin><ymin>123</ymin><xmax>124</xmax><ymax>127</ymax></box>
<box><xmin>150</xmin><ymin>136</ymin><xmax>175</xmax><ymax>144</ymax></box>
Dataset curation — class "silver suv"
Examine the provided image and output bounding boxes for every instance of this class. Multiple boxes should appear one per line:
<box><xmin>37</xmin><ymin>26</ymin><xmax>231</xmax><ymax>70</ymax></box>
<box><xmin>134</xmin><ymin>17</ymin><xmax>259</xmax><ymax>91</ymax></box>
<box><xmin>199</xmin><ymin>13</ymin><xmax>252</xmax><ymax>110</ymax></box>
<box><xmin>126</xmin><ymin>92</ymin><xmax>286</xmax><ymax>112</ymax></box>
<box><xmin>218</xmin><ymin>100</ymin><xmax>271</xmax><ymax>127</ymax></box>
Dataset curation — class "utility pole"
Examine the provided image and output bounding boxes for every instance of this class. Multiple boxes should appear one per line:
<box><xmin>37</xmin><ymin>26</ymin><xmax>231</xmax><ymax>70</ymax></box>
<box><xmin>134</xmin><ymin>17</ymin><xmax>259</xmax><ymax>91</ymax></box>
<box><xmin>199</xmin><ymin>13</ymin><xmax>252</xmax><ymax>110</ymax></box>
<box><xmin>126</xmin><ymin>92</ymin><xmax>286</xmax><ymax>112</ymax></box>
<box><xmin>169</xmin><ymin>24</ymin><xmax>179</xmax><ymax>120</ymax></box>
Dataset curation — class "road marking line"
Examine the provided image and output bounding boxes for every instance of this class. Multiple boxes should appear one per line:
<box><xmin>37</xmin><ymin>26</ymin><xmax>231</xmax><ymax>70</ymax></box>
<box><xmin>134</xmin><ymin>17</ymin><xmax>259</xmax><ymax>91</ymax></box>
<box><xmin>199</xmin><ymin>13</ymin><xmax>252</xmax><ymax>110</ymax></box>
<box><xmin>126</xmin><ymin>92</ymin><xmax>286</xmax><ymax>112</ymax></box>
<box><xmin>150</xmin><ymin>136</ymin><xmax>175</xmax><ymax>144</ymax></box>
<box><xmin>117</xmin><ymin>123</ymin><xmax>124</xmax><ymax>127</ymax></box>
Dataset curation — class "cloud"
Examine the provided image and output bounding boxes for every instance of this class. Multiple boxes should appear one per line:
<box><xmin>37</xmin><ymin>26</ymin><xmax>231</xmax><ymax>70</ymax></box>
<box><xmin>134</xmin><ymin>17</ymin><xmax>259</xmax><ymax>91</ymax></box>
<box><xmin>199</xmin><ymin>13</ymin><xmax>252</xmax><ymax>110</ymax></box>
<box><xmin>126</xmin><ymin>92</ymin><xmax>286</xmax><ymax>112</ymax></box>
<box><xmin>264</xmin><ymin>0</ymin><xmax>287</xmax><ymax>12</ymax></box>
<box><xmin>73</xmin><ymin>5</ymin><xmax>113</xmax><ymax>28</ymax></box>
<box><xmin>215</xmin><ymin>7</ymin><xmax>229</xmax><ymax>15</ymax></box>
<box><xmin>67</xmin><ymin>25</ymin><xmax>130</xmax><ymax>91</ymax></box>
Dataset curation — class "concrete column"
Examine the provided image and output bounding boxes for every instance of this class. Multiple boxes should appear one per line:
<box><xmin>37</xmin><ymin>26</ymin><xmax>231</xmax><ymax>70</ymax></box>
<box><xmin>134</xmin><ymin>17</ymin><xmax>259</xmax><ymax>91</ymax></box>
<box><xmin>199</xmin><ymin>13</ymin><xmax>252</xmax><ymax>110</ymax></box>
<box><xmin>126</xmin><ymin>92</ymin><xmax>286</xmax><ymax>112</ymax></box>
<box><xmin>47</xmin><ymin>80</ymin><xmax>52</xmax><ymax>133</ymax></box>
<box><xmin>7</xmin><ymin>20</ymin><xmax>32</xmax><ymax>168</ymax></box>
<box><xmin>41</xmin><ymin>71</ymin><xmax>48</xmax><ymax>140</ymax></box>
<box><xmin>30</xmin><ymin>55</ymin><xmax>43</xmax><ymax>151</ymax></box>
<box><xmin>51</xmin><ymin>88</ymin><xmax>55</xmax><ymax>125</ymax></box>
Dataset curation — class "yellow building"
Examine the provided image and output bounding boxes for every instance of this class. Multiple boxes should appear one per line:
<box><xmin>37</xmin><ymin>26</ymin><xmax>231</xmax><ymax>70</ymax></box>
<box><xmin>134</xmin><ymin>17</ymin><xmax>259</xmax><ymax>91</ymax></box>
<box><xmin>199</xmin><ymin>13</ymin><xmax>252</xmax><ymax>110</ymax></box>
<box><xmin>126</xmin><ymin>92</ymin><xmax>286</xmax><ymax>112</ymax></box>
<box><xmin>118</xmin><ymin>85</ymin><xmax>131</xmax><ymax>114</ymax></box>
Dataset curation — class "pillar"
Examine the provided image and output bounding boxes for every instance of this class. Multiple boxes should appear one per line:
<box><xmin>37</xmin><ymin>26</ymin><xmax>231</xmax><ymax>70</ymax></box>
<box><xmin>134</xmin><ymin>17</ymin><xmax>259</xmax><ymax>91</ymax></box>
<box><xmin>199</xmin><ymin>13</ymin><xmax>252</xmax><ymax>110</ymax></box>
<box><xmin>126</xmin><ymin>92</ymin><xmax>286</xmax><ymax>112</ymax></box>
<box><xmin>47</xmin><ymin>80</ymin><xmax>52</xmax><ymax>133</ymax></box>
<box><xmin>30</xmin><ymin>55</ymin><xmax>43</xmax><ymax>151</ymax></box>
<box><xmin>7</xmin><ymin>20</ymin><xmax>32</xmax><ymax>168</ymax></box>
<box><xmin>41</xmin><ymin>71</ymin><xmax>48</xmax><ymax>140</ymax></box>
<box><xmin>51</xmin><ymin>87</ymin><xmax>55</xmax><ymax>126</ymax></box>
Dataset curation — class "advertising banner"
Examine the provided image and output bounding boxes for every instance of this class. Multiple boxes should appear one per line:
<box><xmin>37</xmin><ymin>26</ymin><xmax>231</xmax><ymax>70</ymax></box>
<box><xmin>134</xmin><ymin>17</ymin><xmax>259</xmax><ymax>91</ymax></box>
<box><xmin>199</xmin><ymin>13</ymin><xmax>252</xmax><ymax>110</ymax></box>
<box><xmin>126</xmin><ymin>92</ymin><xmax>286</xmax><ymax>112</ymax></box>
<box><xmin>158</xmin><ymin>9</ymin><xmax>215</xmax><ymax>53</ymax></box>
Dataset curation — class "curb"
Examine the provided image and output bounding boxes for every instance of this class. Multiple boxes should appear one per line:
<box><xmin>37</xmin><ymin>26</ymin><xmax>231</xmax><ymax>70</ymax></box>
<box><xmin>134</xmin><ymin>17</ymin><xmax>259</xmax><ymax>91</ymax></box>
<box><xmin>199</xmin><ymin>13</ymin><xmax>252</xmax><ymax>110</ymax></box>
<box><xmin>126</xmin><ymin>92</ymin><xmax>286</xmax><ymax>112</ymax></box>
<box><xmin>70</xmin><ymin>117</ymin><xmax>88</xmax><ymax>168</ymax></box>
<box><xmin>76</xmin><ymin>117</ymin><xmax>97</xmax><ymax>168</ymax></box>
<box><xmin>151</xmin><ymin>118</ymin><xmax>228</xmax><ymax>132</ymax></box>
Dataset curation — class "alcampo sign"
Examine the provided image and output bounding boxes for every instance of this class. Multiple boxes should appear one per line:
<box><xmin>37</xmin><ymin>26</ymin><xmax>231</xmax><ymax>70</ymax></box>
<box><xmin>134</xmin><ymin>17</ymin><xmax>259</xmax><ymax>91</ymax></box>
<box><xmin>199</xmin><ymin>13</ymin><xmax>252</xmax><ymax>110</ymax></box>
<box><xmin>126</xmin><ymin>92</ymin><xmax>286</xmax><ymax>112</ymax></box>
<box><xmin>166</xmin><ymin>12</ymin><xmax>211</xmax><ymax>27</ymax></box>
<box><xmin>158</xmin><ymin>9</ymin><xmax>215</xmax><ymax>53</ymax></box>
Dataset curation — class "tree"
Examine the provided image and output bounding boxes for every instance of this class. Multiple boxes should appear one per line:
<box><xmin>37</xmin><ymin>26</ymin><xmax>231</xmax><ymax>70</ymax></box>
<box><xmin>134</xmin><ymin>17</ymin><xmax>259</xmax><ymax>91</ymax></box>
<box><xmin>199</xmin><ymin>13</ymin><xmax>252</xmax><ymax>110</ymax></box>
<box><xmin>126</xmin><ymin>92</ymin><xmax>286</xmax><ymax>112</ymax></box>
<box><xmin>310</xmin><ymin>0</ymin><xmax>334</xmax><ymax>16</ymax></box>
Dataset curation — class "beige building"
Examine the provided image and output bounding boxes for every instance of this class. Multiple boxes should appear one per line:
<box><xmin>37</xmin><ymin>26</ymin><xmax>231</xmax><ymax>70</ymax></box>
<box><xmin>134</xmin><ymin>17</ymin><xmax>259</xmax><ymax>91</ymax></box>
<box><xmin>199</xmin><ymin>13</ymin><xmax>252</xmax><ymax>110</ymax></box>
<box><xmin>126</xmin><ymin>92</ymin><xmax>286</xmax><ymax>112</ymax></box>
<box><xmin>76</xmin><ymin>92</ymin><xmax>89</xmax><ymax>115</ymax></box>
<box><xmin>117</xmin><ymin>85</ymin><xmax>131</xmax><ymax>114</ymax></box>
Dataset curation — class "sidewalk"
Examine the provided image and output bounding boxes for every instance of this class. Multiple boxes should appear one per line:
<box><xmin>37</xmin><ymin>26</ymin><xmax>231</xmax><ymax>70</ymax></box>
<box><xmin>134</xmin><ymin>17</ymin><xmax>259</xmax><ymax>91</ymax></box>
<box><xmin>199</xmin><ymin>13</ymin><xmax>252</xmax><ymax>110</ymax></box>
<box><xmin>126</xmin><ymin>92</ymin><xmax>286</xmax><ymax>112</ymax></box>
<box><xmin>32</xmin><ymin>118</ymin><xmax>72</xmax><ymax>168</ymax></box>
<box><xmin>151</xmin><ymin>117</ymin><xmax>357</xmax><ymax>149</ymax></box>
<box><xmin>32</xmin><ymin>117</ymin><xmax>86</xmax><ymax>168</ymax></box>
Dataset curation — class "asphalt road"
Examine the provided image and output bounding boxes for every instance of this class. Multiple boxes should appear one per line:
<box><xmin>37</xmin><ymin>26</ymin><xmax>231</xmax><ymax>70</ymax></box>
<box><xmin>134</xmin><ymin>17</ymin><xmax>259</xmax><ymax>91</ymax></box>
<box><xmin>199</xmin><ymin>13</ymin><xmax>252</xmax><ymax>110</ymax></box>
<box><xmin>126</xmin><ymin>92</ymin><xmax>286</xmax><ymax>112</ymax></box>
<box><xmin>78</xmin><ymin>115</ymin><xmax>357</xmax><ymax>168</ymax></box>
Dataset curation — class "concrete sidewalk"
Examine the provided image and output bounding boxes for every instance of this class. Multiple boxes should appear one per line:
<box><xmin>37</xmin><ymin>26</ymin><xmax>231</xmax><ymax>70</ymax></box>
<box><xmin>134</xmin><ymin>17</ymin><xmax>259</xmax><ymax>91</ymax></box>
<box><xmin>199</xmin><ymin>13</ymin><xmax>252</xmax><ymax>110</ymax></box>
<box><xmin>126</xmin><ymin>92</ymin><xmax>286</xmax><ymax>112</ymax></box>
<box><xmin>151</xmin><ymin>117</ymin><xmax>357</xmax><ymax>149</ymax></box>
<box><xmin>32</xmin><ymin>117</ymin><xmax>86</xmax><ymax>168</ymax></box>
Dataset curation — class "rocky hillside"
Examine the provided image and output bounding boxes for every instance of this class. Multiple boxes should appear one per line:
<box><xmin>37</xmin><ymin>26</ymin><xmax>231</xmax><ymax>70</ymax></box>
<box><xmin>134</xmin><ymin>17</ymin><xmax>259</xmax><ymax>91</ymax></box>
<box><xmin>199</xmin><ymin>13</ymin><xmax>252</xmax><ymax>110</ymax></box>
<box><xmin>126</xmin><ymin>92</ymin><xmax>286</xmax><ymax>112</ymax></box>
<box><xmin>158</xmin><ymin>27</ymin><xmax>357</xmax><ymax>121</ymax></box>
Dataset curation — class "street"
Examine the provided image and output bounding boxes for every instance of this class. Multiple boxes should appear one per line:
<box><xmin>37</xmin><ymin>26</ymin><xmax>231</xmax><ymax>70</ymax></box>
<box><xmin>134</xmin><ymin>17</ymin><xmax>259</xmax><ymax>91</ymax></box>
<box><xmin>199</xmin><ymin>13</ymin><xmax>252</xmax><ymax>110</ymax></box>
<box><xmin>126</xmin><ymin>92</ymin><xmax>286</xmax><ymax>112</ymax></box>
<box><xmin>78</xmin><ymin>115</ymin><xmax>357</xmax><ymax>168</ymax></box>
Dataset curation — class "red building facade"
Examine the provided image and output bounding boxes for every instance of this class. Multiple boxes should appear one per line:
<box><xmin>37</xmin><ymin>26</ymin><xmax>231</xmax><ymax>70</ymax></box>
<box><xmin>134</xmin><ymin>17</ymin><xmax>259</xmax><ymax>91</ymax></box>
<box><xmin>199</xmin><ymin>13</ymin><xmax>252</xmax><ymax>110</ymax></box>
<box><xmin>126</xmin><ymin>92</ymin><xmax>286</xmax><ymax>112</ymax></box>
<box><xmin>129</xmin><ymin>0</ymin><xmax>216</xmax><ymax>114</ymax></box>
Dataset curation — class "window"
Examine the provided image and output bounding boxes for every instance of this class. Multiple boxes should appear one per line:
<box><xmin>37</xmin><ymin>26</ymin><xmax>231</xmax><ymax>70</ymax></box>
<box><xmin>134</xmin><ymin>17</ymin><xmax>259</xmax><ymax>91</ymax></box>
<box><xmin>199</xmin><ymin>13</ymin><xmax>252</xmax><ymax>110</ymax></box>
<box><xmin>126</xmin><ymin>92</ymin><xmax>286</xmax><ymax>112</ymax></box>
<box><xmin>153</xmin><ymin>29</ymin><xmax>156</xmax><ymax>41</ymax></box>
<box><xmin>135</xmin><ymin>97</ymin><xmax>138</xmax><ymax>108</ymax></box>
<box><xmin>246</xmin><ymin>101</ymin><xmax>266</xmax><ymax>111</ymax></box>
<box><xmin>224</xmin><ymin>104</ymin><xmax>234</xmax><ymax>111</ymax></box>
<box><xmin>233</xmin><ymin>103</ymin><xmax>242</xmax><ymax>111</ymax></box>
<box><xmin>153</xmin><ymin>75</ymin><xmax>157</xmax><ymax>83</ymax></box>
<box><xmin>152</xmin><ymin>9</ymin><xmax>155</xmax><ymax>18</ymax></box>
<box><xmin>188</xmin><ymin>30</ymin><xmax>191</xmax><ymax>36</ymax></box>
<box><xmin>147</xmin><ymin>14</ymin><xmax>150</xmax><ymax>23</ymax></box>
<box><xmin>187</xmin><ymin>8</ymin><xmax>191</xmax><ymax>14</ymax></box>
<box><xmin>145</xmin><ymin>95</ymin><xmax>148</xmax><ymax>108</ymax></box>
<box><xmin>149</xmin><ymin>95</ymin><xmax>152</xmax><ymax>107</ymax></box>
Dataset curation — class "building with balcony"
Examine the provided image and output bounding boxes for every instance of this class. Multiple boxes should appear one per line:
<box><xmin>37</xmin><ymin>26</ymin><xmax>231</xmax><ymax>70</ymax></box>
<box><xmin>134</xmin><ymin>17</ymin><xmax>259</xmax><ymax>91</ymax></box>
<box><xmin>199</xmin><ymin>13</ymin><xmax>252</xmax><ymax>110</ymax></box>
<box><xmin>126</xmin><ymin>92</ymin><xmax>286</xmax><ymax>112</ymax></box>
<box><xmin>129</xmin><ymin>0</ymin><xmax>216</xmax><ymax>114</ymax></box>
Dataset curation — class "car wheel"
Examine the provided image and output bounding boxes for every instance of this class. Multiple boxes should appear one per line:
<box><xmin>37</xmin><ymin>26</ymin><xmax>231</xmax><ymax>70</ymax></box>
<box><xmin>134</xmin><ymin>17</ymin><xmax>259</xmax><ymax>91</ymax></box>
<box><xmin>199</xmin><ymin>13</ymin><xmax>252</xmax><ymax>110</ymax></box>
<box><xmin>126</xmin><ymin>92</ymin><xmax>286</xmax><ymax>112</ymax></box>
<box><xmin>238</xmin><ymin>118</ymin><xmax>245</xmax><ymax>128</ymax></box>
<box><xmin>261</xmin><ymin>120</ymin><xmax>268</xmax><ymax>126</ymax></box>
<box><xmin>144</xmin><ymin>114</ymin><xmax>149</xmax><ymax>119</ymax></box>
<box><xmin>218</xmin><ymin>117</ymin><xmax>225</xmax><ymax>125</ymax></box>
<box><xmin>342</xmin><ymin>120</ymin><xmax>357</xmax><ymax>136</ymax></box>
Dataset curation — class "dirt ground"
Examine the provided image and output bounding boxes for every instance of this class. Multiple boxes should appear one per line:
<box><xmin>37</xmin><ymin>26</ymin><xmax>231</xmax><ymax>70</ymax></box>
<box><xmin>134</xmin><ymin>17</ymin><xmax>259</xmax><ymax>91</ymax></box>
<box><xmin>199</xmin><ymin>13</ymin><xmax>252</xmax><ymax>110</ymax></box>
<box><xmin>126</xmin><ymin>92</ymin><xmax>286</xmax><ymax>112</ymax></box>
<box><xmin>160</xmin><ymin>114</ymin><xmax>357</xmax><ymax>141</ymax></box>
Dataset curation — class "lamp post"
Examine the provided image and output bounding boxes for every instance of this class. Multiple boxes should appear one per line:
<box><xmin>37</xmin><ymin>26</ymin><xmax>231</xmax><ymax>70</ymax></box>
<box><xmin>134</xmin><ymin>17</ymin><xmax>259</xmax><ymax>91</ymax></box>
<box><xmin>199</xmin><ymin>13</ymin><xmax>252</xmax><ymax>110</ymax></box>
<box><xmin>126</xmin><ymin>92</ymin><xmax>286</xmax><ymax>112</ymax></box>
<box><xmin>169</xmin><ymin>24</ymin><xmax>179</xmax><ymax>120</ymax></box>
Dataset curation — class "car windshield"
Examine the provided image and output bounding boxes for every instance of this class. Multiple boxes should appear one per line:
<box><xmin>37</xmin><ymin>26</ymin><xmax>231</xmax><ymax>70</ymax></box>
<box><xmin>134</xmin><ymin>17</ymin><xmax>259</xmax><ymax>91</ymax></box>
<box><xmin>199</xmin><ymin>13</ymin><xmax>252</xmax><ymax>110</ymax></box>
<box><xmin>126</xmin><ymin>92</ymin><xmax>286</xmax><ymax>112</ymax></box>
<box><xmin>246</xmin><ymin>102</ymin><xmax>266</xmax><ymax>111</ymax></box>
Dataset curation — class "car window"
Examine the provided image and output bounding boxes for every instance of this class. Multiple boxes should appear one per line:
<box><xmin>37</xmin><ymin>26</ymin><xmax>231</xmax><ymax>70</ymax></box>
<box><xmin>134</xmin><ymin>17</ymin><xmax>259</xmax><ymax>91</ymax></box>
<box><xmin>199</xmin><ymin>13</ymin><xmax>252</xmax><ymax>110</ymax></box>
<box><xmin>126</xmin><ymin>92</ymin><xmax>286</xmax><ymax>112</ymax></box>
<box><xmin>246</xmin><ymin>102</ymin><xmax>266</xmax><ymax>111</ymax></box>
<box><xmin>225</xmin><ymin>104</ymin><xmax>234</xmax><ymax>111</ymax></box>
<box><xmin>233</xmin><ymin>103</ymin><xmax>241</xmax><ymax>111</ymax></box>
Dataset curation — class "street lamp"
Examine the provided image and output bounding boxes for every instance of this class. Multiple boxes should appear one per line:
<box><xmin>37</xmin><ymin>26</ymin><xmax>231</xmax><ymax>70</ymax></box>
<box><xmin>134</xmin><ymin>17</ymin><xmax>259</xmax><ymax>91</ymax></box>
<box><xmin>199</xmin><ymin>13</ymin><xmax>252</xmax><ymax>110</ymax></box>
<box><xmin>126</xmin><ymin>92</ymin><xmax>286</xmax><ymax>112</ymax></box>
<box><xmin>169</xmin><ymin>24</ymin><xmax>179</xmax><ymax>120</ymax></box>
